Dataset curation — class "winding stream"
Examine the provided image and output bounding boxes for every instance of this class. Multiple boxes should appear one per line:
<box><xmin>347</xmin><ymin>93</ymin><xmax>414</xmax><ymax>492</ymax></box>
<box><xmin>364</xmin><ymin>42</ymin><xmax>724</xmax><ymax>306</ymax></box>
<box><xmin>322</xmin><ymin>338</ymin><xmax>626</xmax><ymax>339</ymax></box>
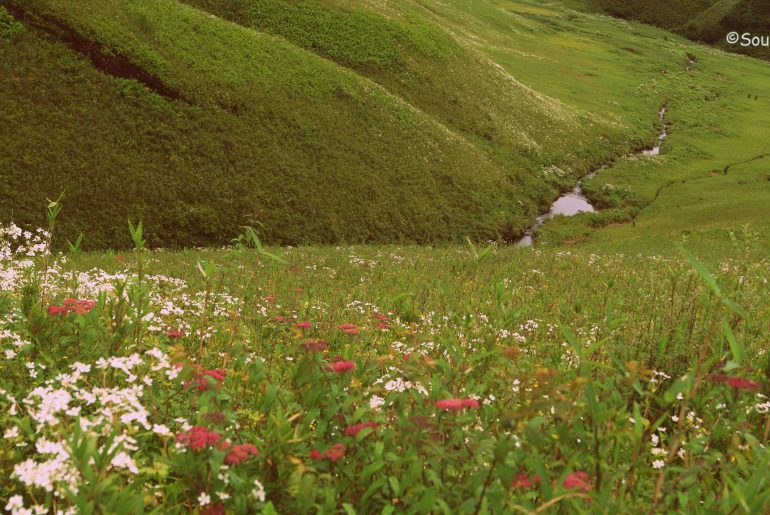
<box><xmin>518</xmin><ymin>108</ymin><xmax>667</xmax><ymax>246</ymax></box>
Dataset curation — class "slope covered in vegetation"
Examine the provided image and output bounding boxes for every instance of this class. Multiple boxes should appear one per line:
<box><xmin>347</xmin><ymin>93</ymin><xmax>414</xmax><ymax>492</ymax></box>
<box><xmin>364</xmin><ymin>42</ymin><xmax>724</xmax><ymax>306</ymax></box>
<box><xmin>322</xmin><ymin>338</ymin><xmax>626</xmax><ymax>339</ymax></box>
<box><xmin>0</xmin><ymin>0</ymin><xmax>631</xmax><ymax>249</ymax></box>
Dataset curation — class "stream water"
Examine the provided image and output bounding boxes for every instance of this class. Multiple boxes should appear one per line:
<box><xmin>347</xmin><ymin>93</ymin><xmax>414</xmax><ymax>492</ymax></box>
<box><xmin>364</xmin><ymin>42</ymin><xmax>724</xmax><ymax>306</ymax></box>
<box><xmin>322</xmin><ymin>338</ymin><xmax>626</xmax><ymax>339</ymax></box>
<box><xmin>518</xmin><ymin>108</ymin><xmax>667</xmax><ymax>246</ymax></box>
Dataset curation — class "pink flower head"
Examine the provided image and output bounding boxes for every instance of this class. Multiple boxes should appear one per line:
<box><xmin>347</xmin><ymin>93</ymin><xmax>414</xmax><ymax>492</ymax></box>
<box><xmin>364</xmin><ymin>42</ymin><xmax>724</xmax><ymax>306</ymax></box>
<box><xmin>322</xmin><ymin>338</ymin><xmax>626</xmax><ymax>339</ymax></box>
<box><xmin>727</xmin><ymin>376</ymin><xmax>762</xmax><ymax>390</ymax></box>
<box><xmin>63</xmin><ymin>298</ymin><xmax>97</xmax><ymax>315</ymax></box>
<box><xmin>710</xmin><ymin>375</ymin><xmax>762</xmax><ymax>391</ymax></box>
<box><xmin>302</xmin><ymin>340</ymin><xmax>327</xmax><ymax>352</ymax></box>
<box><xmin>295</xmin><ymin>320</ymin><xmax>312</xmax><ymax>330</ymax></box>
<box><xmin>563</xmin><ymin>471</ymin><xmax>592</xmax><ymax>492</ymax></box>
<box><xmin>329</xmin><ymin>360</ymin><xmax>355</xmax><ymax>373</ymax></box>
<box><xmin>310</xmin><ymin>444</ymin><xmax>346</xmax><ymax>462</ymax></box>
<box><xmin>224</xmin><ymin>443</ymin><xmax>259</xmax><ymax>465</ymax></box>
<box><xmin>344</xmin><ymin>422</ymin><xmax>378</xmax><ymax>437</ymax></box>
<box><xmin>166</xmin><ymin>329</ymin><xmax>185</xmax><ymax>338</ymax></box>
<box><xmin>338</xmin><ymin>323</ymin><xmax>359</xmax><ymax>335</ymax></box>
<box><xmin>175</xmin><ymin>426</ymin><xmax>222</xmax><ymax>451</ymax></box>
<box><xmin>435</xmin><ymin>398</ymin><xmax>480</xmax><ymax>411</ymax></box>
<box><xmin>511</xmin><ymin>473</ymin><xmax>541</xmax><ymax>490</ymax></box>
<box><xmin>324</xmin><ymin>444</ymin><xmax>346</xmax><ymax>462</ymax></box>
<box><xmin>48</xmin><ymin>305</ymin><xmax>67</xmax><ymax>316</ymax></box>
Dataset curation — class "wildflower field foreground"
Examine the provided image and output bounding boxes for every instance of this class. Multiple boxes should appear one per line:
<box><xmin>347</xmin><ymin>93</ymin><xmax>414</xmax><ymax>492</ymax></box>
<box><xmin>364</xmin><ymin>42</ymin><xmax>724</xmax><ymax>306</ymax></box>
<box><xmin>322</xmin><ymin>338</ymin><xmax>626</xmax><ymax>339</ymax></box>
<box><xmin>1</xmin><ymin>218</ymin><xmax>770</xmax><ymax>514</ymax></box>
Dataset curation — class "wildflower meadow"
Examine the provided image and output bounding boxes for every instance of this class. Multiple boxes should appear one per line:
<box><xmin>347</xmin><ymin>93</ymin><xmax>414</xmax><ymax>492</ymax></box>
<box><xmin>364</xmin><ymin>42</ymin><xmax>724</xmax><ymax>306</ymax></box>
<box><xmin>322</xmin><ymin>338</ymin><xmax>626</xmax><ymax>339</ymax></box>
<box><xmin>1</xmin><ymin>201</ymin><xmax>769</xmax><ymax>513</ymax></box>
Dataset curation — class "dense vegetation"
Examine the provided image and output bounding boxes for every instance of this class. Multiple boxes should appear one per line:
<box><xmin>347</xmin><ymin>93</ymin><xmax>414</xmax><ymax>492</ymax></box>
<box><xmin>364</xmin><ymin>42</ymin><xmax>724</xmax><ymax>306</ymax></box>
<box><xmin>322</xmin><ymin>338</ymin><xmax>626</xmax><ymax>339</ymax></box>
<box><xmin>1</xmin><ymin>211</ymin><xmax>769</xmax><ymax>513</ymax></box>
<box><xmin>2</xmin><ymin>1</ymin><xmax>770</xmax><ymax>512</ymax></box>
<box><xmin>0</xmin><ymin>0</ymin><xmax>631</xmax><ymax>249</ymax></box>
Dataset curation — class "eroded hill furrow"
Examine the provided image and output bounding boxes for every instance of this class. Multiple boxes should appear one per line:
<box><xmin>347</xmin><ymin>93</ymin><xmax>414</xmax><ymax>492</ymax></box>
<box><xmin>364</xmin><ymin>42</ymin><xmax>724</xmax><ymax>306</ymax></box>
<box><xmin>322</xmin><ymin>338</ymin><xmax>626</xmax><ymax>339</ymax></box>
<box><xmin>1</xmin><ymin>2</ymin><xmax>184</xmax><ymax>102</ymax></box>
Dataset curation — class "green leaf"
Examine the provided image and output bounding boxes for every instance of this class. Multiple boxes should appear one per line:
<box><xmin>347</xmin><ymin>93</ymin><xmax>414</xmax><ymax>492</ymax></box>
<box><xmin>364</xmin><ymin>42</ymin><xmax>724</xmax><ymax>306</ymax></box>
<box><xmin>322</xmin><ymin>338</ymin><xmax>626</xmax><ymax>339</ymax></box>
<box><xmin>722</xmin><ymin>319</ymin><xmax>744</xmax><ymax>365</ymax></box>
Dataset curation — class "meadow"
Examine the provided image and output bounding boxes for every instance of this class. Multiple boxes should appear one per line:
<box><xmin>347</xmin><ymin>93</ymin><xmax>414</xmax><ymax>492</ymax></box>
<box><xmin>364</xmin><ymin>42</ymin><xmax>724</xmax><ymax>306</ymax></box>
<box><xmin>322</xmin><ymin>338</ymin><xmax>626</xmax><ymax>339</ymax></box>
<box><xmin>1</xmin><ymin>207</ymin><xmax>769</xmax><ymax>513</ymax></box>
<box><xmin>2</xmin><ymin>0</ymin><xmax>770</xmax><ymax>513</ymax></box>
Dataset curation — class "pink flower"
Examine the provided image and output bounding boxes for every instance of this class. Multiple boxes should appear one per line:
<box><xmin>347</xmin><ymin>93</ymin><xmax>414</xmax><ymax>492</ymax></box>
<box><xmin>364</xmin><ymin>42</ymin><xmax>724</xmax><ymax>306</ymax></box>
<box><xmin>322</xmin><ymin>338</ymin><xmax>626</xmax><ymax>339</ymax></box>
<box><xmin>563</xmin><ymin>471</ymin><xmax>592</xmax><ymax>492</ymax></box>
<box><xmin>726</xmin><ymin>377</ymin><xmax>762</xmax><ymax>391</ymax></box>
<box><xmin>63</xmin><ymin>298</ymin><xmax>97</xmax><ymax>315</ymax></box>
<box><xmin>338</xmin><ymin>323</ymin><xmax>359</xmax><ymax>335</ymax></box>
<box><xmin>302</xmin><ymin>340</ymin><xmax>327</xmax><ymax>352</ymax></box>
<box><xmin>295</xmin><ymin>320</ymin><xmax>312</xmax><ymax>329</ymax></box>
<box><xmin>710</xmin><ymin>374</ymin><xmax>762</xmax><ymax>391</ymax></box>
<box><xmin>166</xmin><ymin>329</ymin><xmax>185</xmax><ymax>338</ymax></box>
<box><xmin>344</xmin><ymin>422</ymin><xmax>378</xmax><ymax>437</ymax></box>
<box><xmin>329</xmin><ymin>361</ymin><xmax>355</xmax><ymax>373</ymax></box>
<box><xmin>175</xmin><ymin>426</ymin><xmax>222</xmax><ymax>451</ymax></box>
<box><xmin>310</xmin><ymin>444</ymin><xmax>346</xmax><ymax>462</ymax></box>
<box><xmin>48</xmin><ymin>298</ymin><xmax>97</xmax><ymax>316</ymax></box>
<box><xmin>324</xmin><ymin>444</ymin><xmax>346</xmax><ymax>462</ymax></box>
<box><xmin>511</xmin><ymin>473</ymin><xmax>541</xmax><ymax>490</ymax></box>
<box><xmin>224</xmin><ymin>443</ymin><xmax>259</xmax><ymax>465</ymax></box>
<box><xmin>48</xmin><ymin>305</ymin><xmax>67</xmax><ymax>316</ymax></box>
<box><xmin>435</xmin><ymin>398</ymin><xmax>480</xmax><ymax>410</ymax></box>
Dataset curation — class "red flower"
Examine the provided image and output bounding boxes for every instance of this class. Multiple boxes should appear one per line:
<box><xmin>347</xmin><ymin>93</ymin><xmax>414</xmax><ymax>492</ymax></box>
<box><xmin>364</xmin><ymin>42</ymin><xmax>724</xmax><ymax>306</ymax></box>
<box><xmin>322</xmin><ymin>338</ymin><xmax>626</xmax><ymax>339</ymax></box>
<box><xmin>265</xmin><ymin>294</ymin><xmax>275</xmax><ymax>303</ymax></box>
<box><xmin>201</xmin><ymin>504</ymin><xmax>225</xmax><ymax>515</ymax></box>
<box><xmin>373</xmin><ymin>312</ymin><xmax>389</xmax><ymax>322</ymax></box>
<box><xmin>511</xmin><ymin>473</ymin><xmax>541</xmax><ymax>490</ymax></box>
<box><xmin>324</xmin><ymin>444</ymin><xmax>346</xmax><ymax>462</ymax></box>
<box><xmin>435</xmin><ymin>398</ymin><xmax>480</xmax><ymax>410</ymax></box>
<box><xmin>563</xmin><ymin>471</ymin><xmax>592</xmax><ymax>492</ymax></box>
<box><xmin>378</xmin><ymin>322</ymin><xmax>390</xmax><ymax>331</ymax></box>
<box><xmin>184</xmin><ymin>366</ymin><xmax>227</xmax><ymax>391</ymax></box>
<box><xmin>302</xmin><ymin>340</ymin><xmax>327</xmax><ymax>352</ymax></box>
<box><xmin>48</xmin><ymin>306</ymin><xmax>67</xmax><ymax>316</ymax></box>
<box><xmin>175</xmin><ymin>426</ymin><xmax>222</xmax><ymax>451</ymax></box>
<box><xmin>726</xmin><ymin>377</ymin><xmax>762</xmax><ymax>390</ymax></box>
<box><xmin>225</xmin><ymin>443</ymin><xmax>259</xmax><ymax>465</ymax></box>
<box><xmin>710</xmin><ymin>375</ymin><xmax>762</xmax><ymax>391</ymax></box>
<box><xmin>166</xmin><ymin>329</ymin><xmax>185</xmax><ymax>338</ymax></box>
<box><xmin>338</xmin><ymin>323</ymin><xmax>359</xmax><ymax>335</ymax></box>
<box><xmin>48</xmin><ymin>298</ymin><xmax>97</xmax><ymax>316</ymax></box>
<box><xmin>344</xmin><ymin>422</ymin><xmax>378</xmax><ymax>437</ymax></box>
<box><xmin>329</xmin><ymin>361</ymin><xmax>355</xmax><ymax>373</ymax></box>
<box><xmin>63</xmin><ymin>298</ymin><xmax>97</xmax><ymax>315</ymax></box>
<box><xmin>310</xmin><ymin>444</ymin><xmax>346</xmax><ymax>462</ymax></box>
<box><xmin>295</xmin><ymin>320</ymin><xmax>311</xmax><ymax>329</ymax></box>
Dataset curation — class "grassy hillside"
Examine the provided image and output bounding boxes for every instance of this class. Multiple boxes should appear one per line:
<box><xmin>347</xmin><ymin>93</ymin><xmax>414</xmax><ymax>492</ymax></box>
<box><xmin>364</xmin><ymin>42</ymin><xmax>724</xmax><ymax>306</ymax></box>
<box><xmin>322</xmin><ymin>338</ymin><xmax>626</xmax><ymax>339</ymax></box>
<box><xmin>0</xmin><ymin>0</ymin><xmax>634</xmax><ymax>250</ymax></box>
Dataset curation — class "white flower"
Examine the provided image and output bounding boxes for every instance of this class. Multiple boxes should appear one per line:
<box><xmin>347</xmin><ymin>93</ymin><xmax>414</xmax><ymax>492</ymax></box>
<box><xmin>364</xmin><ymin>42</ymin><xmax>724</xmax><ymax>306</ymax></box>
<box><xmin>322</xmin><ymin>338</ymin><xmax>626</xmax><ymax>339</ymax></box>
<box><xmin>198</xmin><ymin>492</ymin><xmax>211</xmax><ymax>506</ymax></box>
<box><xmin>111</xmin><ymin>452</ymin><xmax>139</xmax><ymax>474</ymax></box>
<box><xmin>5</xmin><ymin>495</ymin><xmax>24</xmax><ymax>513</ymax></box>
<box><xmin>369</xmin><ymin>395</ymin><xmax>385</xmax><ymax>410</ymax></box>
<box><xmin>652</xmin><ymin>460</ymin><xmax>665</xmax><ymax>469</ymax></box>
<box><xmin>252</xmin><ymin>479</ymin><xmax>266</xmax><ymax>502</ymax></box>
<box><xmin>152</xmin><ymin>424</ymin><xmax>171</xmax><ymax>436</ymax></box>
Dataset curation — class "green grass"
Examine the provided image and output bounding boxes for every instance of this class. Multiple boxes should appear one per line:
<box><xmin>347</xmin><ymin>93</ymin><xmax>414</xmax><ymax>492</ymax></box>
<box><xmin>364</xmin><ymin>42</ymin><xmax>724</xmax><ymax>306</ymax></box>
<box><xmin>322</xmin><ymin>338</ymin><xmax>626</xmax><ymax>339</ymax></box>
<box><xmin>2</xmin><ymin>221</ymin><xmax>770</xmax><ymax>512</ymax></box>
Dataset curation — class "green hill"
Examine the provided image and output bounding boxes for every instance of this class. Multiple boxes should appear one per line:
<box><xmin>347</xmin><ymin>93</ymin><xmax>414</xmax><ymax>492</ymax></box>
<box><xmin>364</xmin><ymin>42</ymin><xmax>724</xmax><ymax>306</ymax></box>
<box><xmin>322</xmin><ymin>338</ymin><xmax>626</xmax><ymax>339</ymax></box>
<box><xmin>0</xmin><ymin>0</ymin><xmax>630</xmax><ymax>249</ymax></box>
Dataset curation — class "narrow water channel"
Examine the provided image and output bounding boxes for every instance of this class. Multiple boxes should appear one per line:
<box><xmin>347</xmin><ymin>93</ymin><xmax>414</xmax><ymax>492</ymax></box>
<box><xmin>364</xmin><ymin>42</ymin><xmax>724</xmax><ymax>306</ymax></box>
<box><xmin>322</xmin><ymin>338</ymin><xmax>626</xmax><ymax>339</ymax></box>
<box><xmin>518</xmin><ymin>108</ymin><xmax>667</xmax><ymax>246</ymax></box>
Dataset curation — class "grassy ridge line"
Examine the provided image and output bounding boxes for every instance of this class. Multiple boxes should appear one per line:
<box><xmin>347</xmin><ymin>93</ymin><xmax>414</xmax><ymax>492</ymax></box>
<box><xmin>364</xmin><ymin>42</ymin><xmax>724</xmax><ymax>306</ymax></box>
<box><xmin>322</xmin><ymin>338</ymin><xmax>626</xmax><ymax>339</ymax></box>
<box><xmin>0</xmin><ymin>0</ymin><xmax>551</xmax><ymax>248</ymax></box>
